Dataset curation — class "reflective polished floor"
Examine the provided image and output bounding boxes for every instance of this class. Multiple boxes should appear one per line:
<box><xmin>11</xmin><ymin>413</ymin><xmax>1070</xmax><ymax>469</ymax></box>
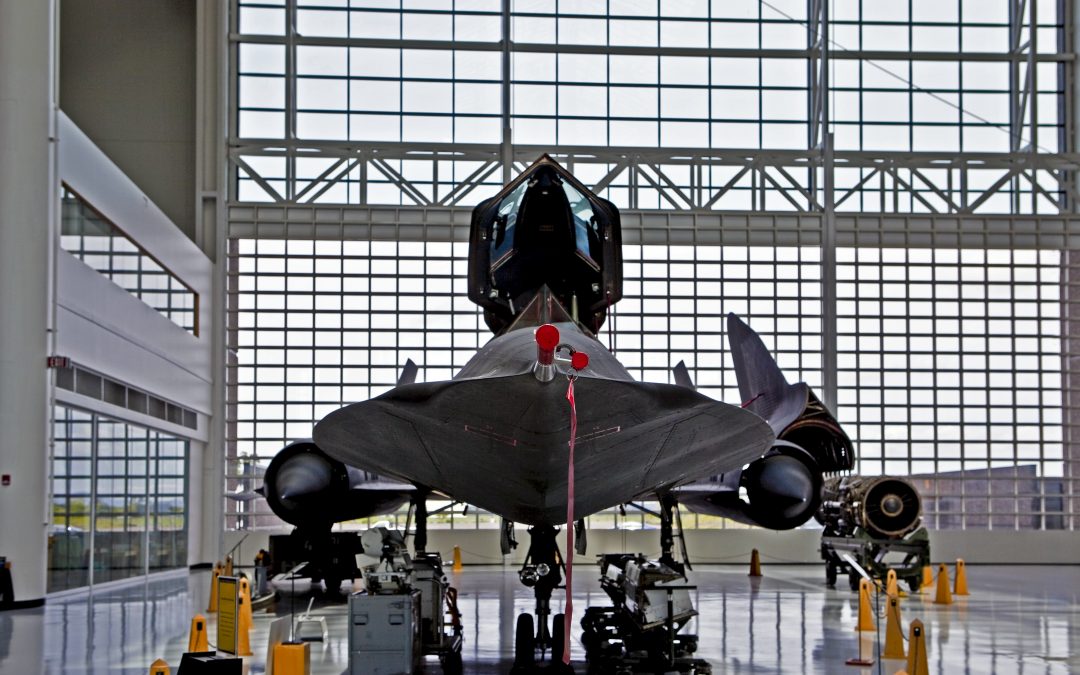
<box><xmin>1</xmin><ymin>564</ymin><xmax>1077</xmax><ymax>674</ymax></box>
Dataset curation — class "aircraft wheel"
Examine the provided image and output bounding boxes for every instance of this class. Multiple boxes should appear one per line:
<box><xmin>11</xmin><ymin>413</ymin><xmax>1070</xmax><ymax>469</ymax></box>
<box><xmin>514</xmin><ymin>613</ymin><xmax>536</xmax><ymax>666</ymax></box>
<box><xmin>848</xmin><ymin>572</ymin><xmax>861</xmax><ymax>592</ymax></box>
<box><xmin>551</xmin><ymin>613</ymin><xmax>565</xmax><ymax>656</ymax></box>
<box><xmin>548</xmin><ymin>613</ymin><xmax>576</xmax><ymax>672</ymax></box>
<box><xmin>441</xmin><ymin>651</ymin><xmax>463</xmax><ymax>675</ymax></box>
<box><xmin>825</xmin><ymin>563</ymin><xmax>837</xmax><ymax>587</ymax></box>
<box><xmin>906</xmin><ymin>577</ymin><xmax>922</xmax><ymax>593</ymax></box>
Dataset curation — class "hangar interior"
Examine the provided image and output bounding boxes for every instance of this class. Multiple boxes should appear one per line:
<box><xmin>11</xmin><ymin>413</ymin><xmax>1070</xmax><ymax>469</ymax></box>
<box><xmin>0</xmin><ymin>0</ymin><xmax>1078</xmax><ymax>673</ymax></box>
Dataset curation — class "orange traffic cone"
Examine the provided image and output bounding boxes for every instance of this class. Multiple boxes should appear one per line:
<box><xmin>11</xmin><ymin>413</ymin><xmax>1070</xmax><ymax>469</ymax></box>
<box><xmin>885</xmin><ymin>569</ymin><xmax>899</xmax><ymax>599</ymax></box>
<box><xmin>187</xmin><ymin>614</ymin><xmax>209</xmax><ymax>652</ymax></box>
<box><xmin>224</xmin><ymin>555</ymin><xmax>234</xmax><ymax>577</ymax></box>
<box><xmin>149</xmin><ymin>658</ymin><xmax>170</xmax><ymax>675</ymax></box>
<box><xmin>855</xmin><ymin>578</ymin><xmax>875</xmax><ymax>631</ymax></box>
<box><xmin>906</xmin><ymin>619</ymin><xmax>929</xmax><ymax>675</ymax></box>
<box><xmin>921</xmin><ymin>564</ymin><xmax>933</xmax><ymax>591</ymax></box>
<box><xmin>934</xmin><ymin>563</ymin><xmax>952</xmax><ymax>605</ymax></box>
<box><xmin>748</xmin><ymin>548</ymin><xmax>762</xmax><ymax>577</ymax></box>
<box><xmin>452</xmin><ymin>545</ymin><xmax>463</xmax><ymax>573</ymax></box>
<box><xmin>882</xmin><ymin>595</ymin><xmax>906</xmax><ymax>659</ymax></box>
<box><xmin>206</xmin><ymin>563</ymin><xmax>221</xmax><ymax>613</ymax></box>
<box><xmin>954</xmin><ymin>558</ymin><xmax>969</xmax><ymax>596</ymax></box>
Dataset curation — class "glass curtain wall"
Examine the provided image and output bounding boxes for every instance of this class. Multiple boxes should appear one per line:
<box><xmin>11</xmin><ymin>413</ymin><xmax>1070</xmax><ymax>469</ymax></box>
<box><xmin>49</xmin><ymin>405</ymin><xmax>189</xmax><ymax>593</ymax></box>
<box><xmin>225</xmin><ymin>0</ymin><xmax>1075</xmax><ymax>532</ymax></box>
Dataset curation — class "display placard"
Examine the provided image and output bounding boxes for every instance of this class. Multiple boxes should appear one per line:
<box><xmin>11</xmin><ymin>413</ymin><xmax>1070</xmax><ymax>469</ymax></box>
<box><xmin>216</xmin><ymin>576</ymin><xmax>239</xmax><ymax>654</ymax></box>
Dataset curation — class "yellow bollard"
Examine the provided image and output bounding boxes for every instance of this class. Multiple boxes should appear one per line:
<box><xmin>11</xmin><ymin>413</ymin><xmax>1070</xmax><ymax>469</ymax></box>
<box><xmin>748</xmin><ymin>548</ymin><xmax>762</xmax><ymax>577</ymax></box>
<box><xmin>855</xmin><ymin>578</ymin><xmax>875</xmax><ymax>632</ymax></box>
<box><xmin>934</xmin><ymin>563</ymin><xmax>953</xmax><ymax>605</ymax></box>
<box><xmin>206</xmin><ymin>563</ymin><xmax>221</xmax><ymax>613</ymax></box>
<box><xmin>906</xmin><ymin>619</ymin><xmax>930</xmax><ymax>675</ymax></box>
<box><xmin>921</xmin><ymin>564</ymin><xmax>933</xmax><ymax>591</ymax></box>
<box><xmin>224</xmin><ymin>555</ymin><xmax>234</xmax><ymax>577</ymax></box>
<box><xmin>882</xmin><ymin>595</ymin><xmax>906</xmax><ymax>660</ymax></box>
<box><xmin>237</xmin><ymin>577</ymin><xmax>253</xmax><ymax>656</ymax></box>
<box><xmin>149</xmin><ymin>658</ymin><xmax>170</xmax><ymax>675</ymax></box>
<box><xmin>452</xmin><ymin>545</ymin><xmax>463</xmax><ymax>573</ymax></box>
<box><xmin>954</xmin><ymin>558</ymin><xmax>969</xmax><ymax>596</ymax></box>
<box><xmin>188</xmin><ymin>614</ymin><xmax>209</xmax><ymax>652</ymax></box>
<box><xmin>273</xmin><ymin>641</ymin><xmax>311</xmax><ymax>675</ymax></box>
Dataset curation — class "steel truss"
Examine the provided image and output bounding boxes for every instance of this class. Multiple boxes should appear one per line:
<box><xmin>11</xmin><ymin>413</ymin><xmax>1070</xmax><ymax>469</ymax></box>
<box><xmin>227</xmin><ymin>0</ymin><xmax>1080</xmax><ymax>215</ymax></box>
<box><xmin>224</xmin><ymin>1</ymin><xmax>1080</xmax><ymax>530</ymax></box>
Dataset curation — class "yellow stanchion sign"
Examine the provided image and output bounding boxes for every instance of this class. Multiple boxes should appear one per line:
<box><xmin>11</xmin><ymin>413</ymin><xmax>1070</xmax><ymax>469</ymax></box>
<box><xmin>217</xmin><ymin>576</ymin><xmax>239</xmax><ymax>655</ymax></box>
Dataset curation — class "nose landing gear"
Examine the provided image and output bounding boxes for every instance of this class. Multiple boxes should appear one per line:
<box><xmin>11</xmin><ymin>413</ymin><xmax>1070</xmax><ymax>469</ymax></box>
<box><xmin>511</xmin><ymin>524</ymin><xmax>575</xmax><ymax>674</ymax></box>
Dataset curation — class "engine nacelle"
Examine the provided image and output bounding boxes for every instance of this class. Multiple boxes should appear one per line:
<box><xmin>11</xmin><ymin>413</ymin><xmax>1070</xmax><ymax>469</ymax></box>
<box><xmin>816</xmin><ymin>475</ymin><xmax>922</xmax><ymax>539</ymax></box>
<box><xmin>261</xmin><ymin>440</ymin><xmax>412</xmax><ymax>527</ymax></box>
<box><xmin>680</xmin><ymin>442</ymin><xmax>823</xmax><ymax>530</ymax></box>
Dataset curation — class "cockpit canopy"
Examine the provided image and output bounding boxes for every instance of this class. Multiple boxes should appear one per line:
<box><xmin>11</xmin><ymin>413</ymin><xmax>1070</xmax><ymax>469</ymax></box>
<box><xmin>467</xmin><ymin>155</ymin><xmax>623</xmax><ymax>335</ymax></box>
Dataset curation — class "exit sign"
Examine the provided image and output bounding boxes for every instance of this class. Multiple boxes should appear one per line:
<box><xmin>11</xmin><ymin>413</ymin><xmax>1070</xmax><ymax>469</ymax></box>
<box><xmin>46</xmin><ymin>356</ymin><xmax>70</xmax><ymax>369</ymax></box>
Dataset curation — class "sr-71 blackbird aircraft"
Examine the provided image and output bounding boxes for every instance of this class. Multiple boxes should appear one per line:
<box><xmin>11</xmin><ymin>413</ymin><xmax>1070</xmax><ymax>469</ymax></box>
<box><xmin>257</xmin><ymin>155</ymin><xmax>854</xmax><ymax>664</ymax></box>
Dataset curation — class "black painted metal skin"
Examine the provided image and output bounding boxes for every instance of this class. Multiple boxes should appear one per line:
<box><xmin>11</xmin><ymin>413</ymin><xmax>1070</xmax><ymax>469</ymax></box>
<box><xmin>675</xmin><ymin>313</ymin><xmax>856</xmax><ymax>530</ymax></box>
<box><xmin>314</xmin><ymin>319</ymin><xmax>774</xmax><ymax>525</ymax></box>
<box><xmin>310</xmin><ymin>155</ymin><xmax>782</xmax><ymax>527</ymax></box>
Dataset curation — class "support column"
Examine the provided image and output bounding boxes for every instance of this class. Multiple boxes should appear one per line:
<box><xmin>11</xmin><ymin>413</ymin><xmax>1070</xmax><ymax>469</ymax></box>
<box><xmin>500</xmin><ymin>0</ymin><xmax>512</xmax><ymax>183</ymax></box>
<box><xmin>1063</xmin><ymin>0</ymin><xmax>1080</xmax><ymax>532</ymax></box>
<box><xmin>0</xmin><ymin>0</ymin><xmax>56</xmax><ymax>606</ymax></box>
<box><xmin>195</xmin><ymin>0</ymin><xmax>229</xmax><ymax>564</ymax></box>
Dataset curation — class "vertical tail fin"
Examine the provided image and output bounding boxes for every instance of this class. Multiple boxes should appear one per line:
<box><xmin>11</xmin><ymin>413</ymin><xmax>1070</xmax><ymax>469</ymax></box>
<box><xmin>727</xmin><ymin>313</ymin><xmax>809</xmax><ymax>434</ymax></box>
<box><xmin>727</xmin><ymin>313</ymin><xmax>855</xmax><ymax>472</ymax></box>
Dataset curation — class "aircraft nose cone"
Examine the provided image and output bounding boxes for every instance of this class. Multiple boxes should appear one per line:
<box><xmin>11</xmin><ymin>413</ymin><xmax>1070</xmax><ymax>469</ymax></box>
<box><xmin>745</xmin><ymin>453</ymin><xmax>821</xmax><ymax>529</ymax></box>
<box><xmin>276</xmin><ymin>453</ymin><xmax>333</xmax><ymax>501</ymax></box>
<box><xmin>755</xmin><ymin>455</ymin><xmax>815</xmax><ymax>508</ymax></box>
<box><xmin>881</xmin><ymin>494</ymin><xmax>904</xmax><ymax>516</ymax></box>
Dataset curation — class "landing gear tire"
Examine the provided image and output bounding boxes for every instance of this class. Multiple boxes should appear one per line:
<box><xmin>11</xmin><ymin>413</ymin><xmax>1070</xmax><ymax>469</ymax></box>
<box><xmin>825</xmin><ymin>563</ymin><xmax>837</xmax><ymax>588</ymax></box>
<box><xmin>513</xmin><ymin>612</ymin><xmax>537</xmax><ymax>670</ymax></box>
<box><xmin>441</xmin><ymin>651</ymin><xmax>463</xmax><ymax>675</ymax></box>
<box><xmin>324</xmin><ymin>576</ymin><xmax>344</xmax><ymax>600</ymax></box>
<box><xmin>548</xmin><ymin>613</ymin><xmax>574</xmax><ymax>672</ymax></box>
<box><xmin>848</xmin><ymin>572</ymin><xmax>861</xmax><ymax>592</ymax></box>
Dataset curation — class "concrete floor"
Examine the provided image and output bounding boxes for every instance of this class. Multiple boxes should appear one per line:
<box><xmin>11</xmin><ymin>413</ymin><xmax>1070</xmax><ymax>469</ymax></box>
<box><xmin>1</xmin><ymin>564</ymin><xmax>1077</xmax><ymax>674</ymax></box>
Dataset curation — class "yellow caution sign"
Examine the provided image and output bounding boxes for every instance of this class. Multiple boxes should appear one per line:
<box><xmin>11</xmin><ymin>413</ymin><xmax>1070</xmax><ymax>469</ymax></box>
<box><xmin>273</xmin><ymin>641</ymin><xmax>311</xmax><ymax>675</ymax></box>
<box><xmin>934</xmin><ymin>563</ymin><xmax>953</xmax><ymax>605</ymax></box>
<box><xmin>882</xmin><ymin>595</ymin><xmax>906</xmax><ymax>660</ymax></box>
<box><xmin>921</xmin><ymin>564</ymin><xmax>933</xmax><ymax>592</ymax></box>
<box><xmin>217</xmin><ymin>576</ymin><xmax>239</xmax><ymax>655</ymax></box>
<box><xmin>207</xmin><ymin>563</ymin><xmax>221</xmax><ymax>613</ymax></box>
<box><xmin>188</xmin><ymin>614</ymin><xmax>209</xmax><ymax>652</ymax></box>
<box><xmin>906</xmin><ymin>619</ymin><xmax>930</xmax><ymax>675</ymax></box>
<box><xmin>954</xmin><ymin>558</ymin><xmax>969</xmax><ymax>596</ymax></box>
<box><xmin>748</xmin><ymin>548</ymin><xmax>762</xmax><ymax>577</ymax></box>
<box><xmin>149</xmin><ymin>658</ymin><xmax>170</xmax><ymax>675</ymax></box>
<box><xmin>237</xmin><ymin>577</ymin><xmax>253</xmax><ymax>656</ymax></box>
<box><xmin>855</xmin><ymin>578</ymin><xmax>875</xmax><ymax>632</ymax></box>
<box><xmin>452</xmin><ymin>546</ymin><xmax>463</xmax><ymax>573</ymax></box>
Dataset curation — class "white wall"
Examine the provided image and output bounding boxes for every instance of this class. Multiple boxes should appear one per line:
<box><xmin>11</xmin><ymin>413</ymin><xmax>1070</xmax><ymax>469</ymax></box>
<box><xmin>56</xmin><ymin>111</ymin><xmax>213</xmax><ymax>414</ymax></box>
<box><xmin>59</xmin><ymin>0</ymin><xmax>196</xmax><ymax>241</ymax></box>
<box><xmin>56</xmin><ymin>112</ymin><xmax>216</xmax><ymax>567</ymax></box>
